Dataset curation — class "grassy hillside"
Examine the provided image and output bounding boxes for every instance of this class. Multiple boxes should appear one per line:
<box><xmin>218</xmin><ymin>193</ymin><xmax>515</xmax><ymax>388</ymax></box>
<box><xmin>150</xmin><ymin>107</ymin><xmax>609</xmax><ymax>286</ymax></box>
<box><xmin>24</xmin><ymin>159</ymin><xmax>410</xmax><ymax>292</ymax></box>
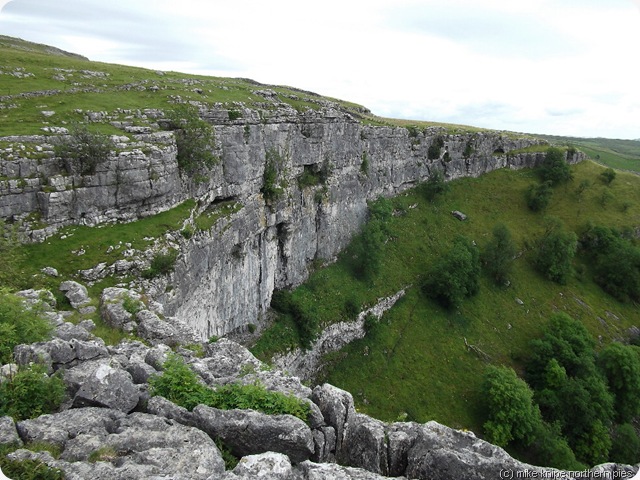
<box><xmin>252</xmin><ymin>160</ymin><xmax>640</xmax><ymax>435</ymax></box>
<box><xmin>0</xmin><ymin>36</ymin><xmax>372</xmax><ymax>137</ymax></box>
<box><xmin>535</xmin><ymin>134</ymin><xmax>640</xmax><ymax>173</ymax></box>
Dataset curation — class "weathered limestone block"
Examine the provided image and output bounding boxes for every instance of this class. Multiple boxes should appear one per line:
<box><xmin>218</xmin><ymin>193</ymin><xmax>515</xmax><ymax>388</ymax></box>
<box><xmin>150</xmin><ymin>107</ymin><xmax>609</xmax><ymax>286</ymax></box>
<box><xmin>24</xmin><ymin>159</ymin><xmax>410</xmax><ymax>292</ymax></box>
<box><xmin>230</xmin><ymin>452</ymin><xmax>294</xmax><ymax>479</ymax></box>
<box><xmin>72</xmin><ymin>364</ymin><xmax>140</xmax><ymax>413</ymax></box>
<box><xmin>311</xmin><ymin>383</ymin><xmax>357</xmax><ymax>463</ymax></box>
<box><xmin>16</xmin><ymin>407</ymin><xmax>125</xmax><ymax>446</ymax></box>
<box><xmin>192</xmin><ymin>405</ymin><xmax>314</xmax><ymax>463</ymax></box>
<box><xmin>0</xmin><ymin>416</ymin><xmax>22</xmax><ymax>446</ymax></box>
<box><xmin>59</xmin><ymin>280</ymin><xmax>91</xmax><ymax>309</ymax></box>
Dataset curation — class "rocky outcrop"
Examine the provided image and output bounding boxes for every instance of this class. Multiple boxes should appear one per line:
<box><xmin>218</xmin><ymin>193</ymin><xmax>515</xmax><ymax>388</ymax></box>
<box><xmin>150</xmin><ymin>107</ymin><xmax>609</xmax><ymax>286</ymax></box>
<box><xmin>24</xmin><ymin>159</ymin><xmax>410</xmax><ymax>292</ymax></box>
<box><xmin>2</xmin><ymin>328</ymin><xmax>637</xmax><ymax>479</ymax></box>
<box><xmin>0</xmin><ymin>108</ymin><xmax>585</xmax><ymax>339</ymax></box>
<box><xmin>193</xmin><ymin>405</ymin><xmax>315</xmax><ymax>463</ymax></box>
<box><xmin>10</xmin><ymin>410</ymin><xmax>225</xmax><ymax>480</ymax></box>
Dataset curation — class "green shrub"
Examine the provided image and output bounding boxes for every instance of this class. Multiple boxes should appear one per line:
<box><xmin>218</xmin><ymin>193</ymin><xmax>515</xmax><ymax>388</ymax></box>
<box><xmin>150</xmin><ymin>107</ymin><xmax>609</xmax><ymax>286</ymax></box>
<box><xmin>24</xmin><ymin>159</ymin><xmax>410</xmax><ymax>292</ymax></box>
<box><xmin>528</xmin><ymin>423</ymin><xmax>584</xmax><ymax>470</ymax></box>
<box><xmin>0</xmin><ymin>364</ymin><xmax>65</xmax><ymax>421</ymax></box>
<box><xmin>149</xmin><ymin>354</ymin><xmax>310</xmax><ymax>422</ymax></box>
<box><xmin>539</xmin><ymin>147</ymin><xmax>573</xmax><ymax>185</ymax></box>
<box><xmin>363</xmin><ymin>313</ymin><xmax>378</xmax><ymax>333</ymax></box>
<box><xmin>482</xmin><ymin>223</ymin><xmax>517</xmax><ymax>285</ymax></box>
<box><xmin>525</xmin><ymin>313</ymin><xmax>615</xmax><ymax>465</ymax></box>
<box><xmin>427</xmin><ymin>136</ymin><xmax>444</xmax><ymax>160</ymax></box>
<box><xmin>599</xmin><ymin>188</ymin><xmax>614</xmax><ymax>208</ymax></box>
<box><xmin>406</xmin><ymin>125</ymin><xmax>421</xmax><ymax>138</ymax></box>
<box><xmin>422</xmin><ymin>235</ymin><xmax>480</xmax><ymax>309</ymax></box>
<box><xmin>463</xmin><ymin>141</ymin><xmax>475</xmax><ymax>159</ymax></box>
<box><xmin>575</xmin><ymin>179</ymin><xmax>591</xmax><ymax>200</ymax></box>
<box><xmin>261</xmin><ymin>149</ymin><xmax>286</xmax><ymax>202</ymax></box>
<box><xmin>481</xmin><ymin>365</ymin><xmax>542</xmax><ymax>447</ymax></box>
<box><xmin>122</xmin><ymin>294</ymin><xmax>144</xmax><ymax>315</ymax></box>
<box><xmin>344</xmin><ymin>297</ymin><xmax>360</xmax><ymax>319</ymax></box>
<box><xmin>142</xmin><ymin>249</ymin><xmax>178</xmax><ymax>279</ymax></box>
<box><xmin>228</xmin><ymin>110</ymin><xmax>242</xmax><ymax>121</ymax></box>
<box><xmin>360</xmin><ymin>151</ymin><xmax>369</xmax><ymax>175</ymax></box>
<box><xmin>422</xmin><ymin>169</ymin><xmax>449</xmax><ymax>202</ymax></box>
<box><xmin>165</xmin><ymin>105</ymin><xmax>217</xmax><ymax>175</ymax></box>
<box><xmin>0</xmin><ymin>289</ymin><xmax>53</xmax><ymax>364</ymax></box>
<box><xmin>526</xmin><ymin>181</ymin><xmax>553</xmax><ymax>212</ymax></box>
<box><xmin>610</xmin><ymin>423</ymin><xmax>640</xmax><ymax>464</ymax></box>
<box><xmin>598</xmin><ymin>343</ymin><xmax>640</xmax><ymax>421</ymax></box>
<box><xmin>289</xmin><ymin>290</ymin><xmax>320</xmax><ymax>349</ymax></box>
<box><xmin>349</xmin><ymin>197</ymin><xmax>394</xmax><ymax>281</ymax></box>
<box><xmin>216</xmin><ymin>438</ymin><xmax>239</xmax><ymax>470</ymax></box>
<box><xmin>531</xmin><ymin>220</ymin><xmax>577</xmax><ymax>284</ymax></box>
<box><xmin>600</xmin><ymin>167</ymin><xmax>616</xmax><ymax>185</ymax></box>
<box><xmin>54</xmin><ymin>123</ymin><xmax>113</xmax><ymax>175</ymax></box>
<box><xmin>579</xmin><ymin>224</ymin><xmax>640</xmax><ymax>302</ymax></box>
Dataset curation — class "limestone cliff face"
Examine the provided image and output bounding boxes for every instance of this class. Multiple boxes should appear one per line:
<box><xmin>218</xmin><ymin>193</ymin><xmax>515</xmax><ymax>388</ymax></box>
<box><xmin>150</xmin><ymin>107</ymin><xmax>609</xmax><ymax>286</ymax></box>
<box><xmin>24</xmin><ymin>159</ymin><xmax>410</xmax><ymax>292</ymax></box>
<box><xmin>0</xmin><ymin>107</ymin><xmax>584</xmax><ymax>338</ymax></box>
<box><xmin>164</xmin><ymin>109</ymin><xmax>581</xmax><ymax>338</ymax></box>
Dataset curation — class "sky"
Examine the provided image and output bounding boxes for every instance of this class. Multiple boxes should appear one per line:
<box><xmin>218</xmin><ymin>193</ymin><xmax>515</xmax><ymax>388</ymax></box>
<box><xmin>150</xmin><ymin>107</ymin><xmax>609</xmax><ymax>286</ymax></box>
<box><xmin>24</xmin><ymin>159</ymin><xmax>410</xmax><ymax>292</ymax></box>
<box><xmin>1</xmin><ymin>0</ymin><xmax>639</xmax><ymax>139</ymax></box>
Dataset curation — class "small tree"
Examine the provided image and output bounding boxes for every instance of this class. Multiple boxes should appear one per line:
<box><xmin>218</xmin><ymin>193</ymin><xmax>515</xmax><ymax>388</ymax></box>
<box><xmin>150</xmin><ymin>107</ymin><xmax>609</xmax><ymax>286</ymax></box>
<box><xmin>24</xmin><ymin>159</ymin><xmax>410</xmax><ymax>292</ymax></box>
<box><xmin>350</xmin><ymin>197</ymin><xmax>393</xmax><ymax>281</ymax></box>
<box><xmin>422</xmin><ymin>169</ymin><xmax>449</xmax><ymax>202</ymax></box>
<box><xmin>54</xmin><ymin>124</ymin><xmax>113</xmax><ymax>175</ymax></box>
<box><xmin>526</xmin><ymin>181</ymin><xmax>553</xmax><ymax>212</ymax></box>
<box><xmin>481</xmin><ymin>365</ymin><xmax>542</xmax><ymax>447</ymax></box>
<box><xmin>423</xmin><ymin>235</ymin><xmax>480</xmax><ymax>309</ymax></box>
<box><xmin>482</xmin><ymin>223</ymin><xmax>517</xmax><ymax>285</ymax></box>
<box><xmin>165</xmin><ymin>105</ymin><xmax>217</xmax><ymax>174</ymax></box>
<box><xmin>532</xmin><ymin>220</ymin><xmax>577</xmax><ymax>284</ymax></box>
<box><xmin>539</xmin><ymin>147</ymin><xmax>572</xmax><ymax>185</ymax></box>
<box><xmin>427</xmin><ymin>135</ymin><xmax>444</xmax><ymax>160</ymax></box>
<box><xmin>600</xmin><ymin>168</ymin><xmax>616</xmax><ymax>185</ymax></box>
<box><xmin>598</xmin><ymin>343</ymin><xmax>640</xmax><ymax>422</ymax></box>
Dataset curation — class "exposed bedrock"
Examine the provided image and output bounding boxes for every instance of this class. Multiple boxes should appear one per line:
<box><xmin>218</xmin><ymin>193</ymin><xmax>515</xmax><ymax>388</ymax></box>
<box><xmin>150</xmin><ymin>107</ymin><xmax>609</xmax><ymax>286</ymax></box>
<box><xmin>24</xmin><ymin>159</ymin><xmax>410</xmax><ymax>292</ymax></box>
<box><xmin>0</xmin><ymin>108</ymin><xmax>584</xmax><ymax>337</ymax></box>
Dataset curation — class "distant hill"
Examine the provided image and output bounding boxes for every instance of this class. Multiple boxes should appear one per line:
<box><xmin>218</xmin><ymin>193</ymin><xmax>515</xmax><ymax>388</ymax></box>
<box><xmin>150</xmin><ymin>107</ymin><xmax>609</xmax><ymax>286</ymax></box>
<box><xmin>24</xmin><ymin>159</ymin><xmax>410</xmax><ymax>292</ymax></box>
<box><xmin>534</xmin><ymin>134</ymin><xmax>640</xmax><ymax>173</ymax></box>
<box><xmin>0</xmin><ymin>34</ymin><xmax>89</xmax><ymax>60</ymax></box>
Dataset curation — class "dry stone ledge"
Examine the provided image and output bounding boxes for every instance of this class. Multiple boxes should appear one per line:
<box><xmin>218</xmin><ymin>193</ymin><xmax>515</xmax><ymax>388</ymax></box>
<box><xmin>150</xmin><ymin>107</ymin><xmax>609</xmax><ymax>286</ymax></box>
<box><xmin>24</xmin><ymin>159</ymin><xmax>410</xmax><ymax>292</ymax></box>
<box><xmin>192</xmin><ymin>405</ymin><xmax>315</xmax><ymax>463</ymax></box>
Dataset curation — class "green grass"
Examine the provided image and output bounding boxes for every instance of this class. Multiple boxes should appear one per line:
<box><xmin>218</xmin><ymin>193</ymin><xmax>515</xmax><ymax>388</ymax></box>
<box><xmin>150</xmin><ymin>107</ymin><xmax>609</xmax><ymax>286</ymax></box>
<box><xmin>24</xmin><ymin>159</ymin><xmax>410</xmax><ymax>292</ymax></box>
<box><xmin>194</xmin><ymin>200</ymin><xmax>243</xmax><ymax>232</ymax></box>
<box><xmin>534</xmin><ymin>134</ymin><xmax>640</xmax><ymax>173</ymax></box>
<box><xmin>19</xmin><ymin>199</ymin><xmax>195</xmax><ymax>281</ymax></box>
<box><xmin>0</xmin><ymin>36</ymin><xmax>372</xmax><ymax>137</ymax></box>
<box><xmin>253</xmin><ymin>160</ymin><xmax>640</xmax><ymax>433</ymax></box>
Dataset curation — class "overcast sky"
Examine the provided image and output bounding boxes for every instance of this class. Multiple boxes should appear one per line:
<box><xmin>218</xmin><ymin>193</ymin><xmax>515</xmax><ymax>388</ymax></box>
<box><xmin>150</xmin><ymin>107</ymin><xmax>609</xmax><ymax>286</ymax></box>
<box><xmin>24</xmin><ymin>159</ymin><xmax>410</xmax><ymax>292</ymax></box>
<box><xmin>1</xmin><ymin>0</ymin><xmax>639</xmax><ymax>139</ymax></box>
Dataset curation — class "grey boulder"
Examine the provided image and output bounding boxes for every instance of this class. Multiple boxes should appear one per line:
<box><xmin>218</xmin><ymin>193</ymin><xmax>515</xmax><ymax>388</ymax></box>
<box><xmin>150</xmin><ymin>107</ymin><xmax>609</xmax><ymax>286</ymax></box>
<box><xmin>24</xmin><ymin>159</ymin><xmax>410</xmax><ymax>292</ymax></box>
<box><xmin>193</xmin><ymin>405</ymin><xmax>314</xmax><ymax>463</ymax></box>
<box><xmin>72</xmin><ymin>363</ymin><xmax>140</xmax><ymax>413</ymax></box>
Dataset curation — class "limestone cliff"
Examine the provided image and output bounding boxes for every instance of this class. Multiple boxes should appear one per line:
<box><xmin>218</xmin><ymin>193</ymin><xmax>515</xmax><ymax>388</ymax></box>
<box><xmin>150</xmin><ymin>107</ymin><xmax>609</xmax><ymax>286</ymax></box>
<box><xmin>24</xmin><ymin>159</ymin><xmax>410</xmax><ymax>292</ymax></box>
<box><xmin>0</xmin><ymin>106</ymin><xmax>584</xmax><ymax>337</ymax></box>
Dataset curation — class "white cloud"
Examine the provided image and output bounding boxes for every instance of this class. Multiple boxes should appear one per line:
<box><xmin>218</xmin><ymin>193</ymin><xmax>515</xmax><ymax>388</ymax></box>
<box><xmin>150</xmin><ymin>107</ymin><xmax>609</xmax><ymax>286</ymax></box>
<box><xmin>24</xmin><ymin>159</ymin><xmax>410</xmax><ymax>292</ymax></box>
<box><xmin>0</xmin><ymin>0</ymin><xmax>639</xmax><ymax>138</ymax></box>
